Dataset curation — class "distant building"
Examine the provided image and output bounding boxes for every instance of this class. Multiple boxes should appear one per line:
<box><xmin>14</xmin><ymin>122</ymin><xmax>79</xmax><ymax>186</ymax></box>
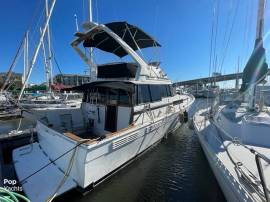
<box><xmin>53</xmin><ymin>74</ymin><xmax>90</xmax><ymax>87</ymax></box>
<box><xmin>0</xmin><ymin>72</ymin><xmax>23</xmax><ymax>89</ymax></box>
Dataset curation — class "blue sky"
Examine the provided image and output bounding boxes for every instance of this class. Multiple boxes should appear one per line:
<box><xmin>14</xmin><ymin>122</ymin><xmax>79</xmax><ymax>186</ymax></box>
<box><xmin>0</xmin><ymin>0</ymin><xmax>270</xmax><ymax>84</ymax></box>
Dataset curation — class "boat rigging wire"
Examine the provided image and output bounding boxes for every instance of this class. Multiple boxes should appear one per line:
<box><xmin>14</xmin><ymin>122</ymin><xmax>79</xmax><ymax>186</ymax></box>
<box><xmin>245</xmin><ymin>0</ymin><xmax>256</xmax><ymax>62</ymax></box>
<box><xmin>53</xmin><ymin>53</ymin><xmax>63</xmax><ymax>75</ymax></box>
<box><xmin>212</xmin><ymin>0</ymin><xmax>220</xmax><ymax>74</ymax></box>
<box><xmin>218</xmin><ymin>0</ymin><xmax>240</xmax><ymax>73</ymax></box>
<box><xmin>207</xmin><ymin>0</ymin><xmax>219</xmax><ymax>109</ymax></box>
<box><xmin>219</xmin><ymin>0</ymin><xmax>234</xmax><ymax>71</ymax></box>
<box><xmin>208</xmin><ymin>1</ymin><xmax>215</xmax><ymax>78</ymax></box>
<box><xmin>0</xmin><ymin>35</ymin><xmax>25</xmax><ymax>91</ymax></box>
<box><xmin>241</xmin><ymin>0</ymin><xmax>251</xmax><ymax>69</ymax></box>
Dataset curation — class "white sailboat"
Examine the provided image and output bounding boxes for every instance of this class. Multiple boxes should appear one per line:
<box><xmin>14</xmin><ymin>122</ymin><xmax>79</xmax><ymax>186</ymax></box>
<box><xmin>17</xmin><ymin>0</ymin><xmax>82</xmax><ymax>117</ymax></box>
<box><xmin>194</xmin><ymin>0</ymin><xmax>270</xmax><ymax>201</ymax></box>
<box><xmin>12</xmin><ymin>3</ymin><xmax>194</xmax><ymax>201</ymax></box>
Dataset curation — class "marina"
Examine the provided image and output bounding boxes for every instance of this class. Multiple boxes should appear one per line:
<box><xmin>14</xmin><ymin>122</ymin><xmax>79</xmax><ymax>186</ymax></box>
<box><xmin>0</xmin><ymin>0</ymin><xmax>270</xmax><ymax>201</ymax></box>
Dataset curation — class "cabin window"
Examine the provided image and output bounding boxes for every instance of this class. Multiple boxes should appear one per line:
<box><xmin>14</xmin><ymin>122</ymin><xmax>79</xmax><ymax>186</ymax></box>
<box><xmin>149</xmin><ymin>85</ymin><xmax>162</xmax><ymax>101</ymax></box>
<box><xmin>170</xmin><ymin>85</ymin><xmax>175</xmax><ymax>96</ymax></box>
<box><xmin>84</xmin><ymin>87</ymin><xmax>132</xmax><ymax>106</ymax></box>
<box><xmin>166</xmin><ymin>85</ymin><xmax>172</xmax><ymax>97</ymax></box>
<box><xmin>160</xmin><ymin>85</ymin><xmax>168</xmax><ymax>98</ymax></box>
<box><xmin>88</xmin><ymin>89</ymin><xmax>97</xmax><ymax>103</ymax></box>
<box><xmin>137</xmin><ymin>85</ymin><xmax>151</xmax><ymax>104</ymax></box>
<box><xmin>136</xmin><ymin>84</ymin><xmax>175</xmax><ymax>105</ymax></box>
<box><xmin>119</xmin><ymin>90</ymin><xmax>130</xmax><ymax>105</ymax></box>
<box><xmin>97</xmin><ymin>88</ymin><xmax>106</xmax><ymax>104</ymax></box>
<box><xmin>83</xmin><ymin>91</ymin><xmax>87</xmax><ymax>102</ymax></box>
<box><xmin>108</xmin><ymin>89</ymin><xmax>118</xmax><ymax>104</ymax></box>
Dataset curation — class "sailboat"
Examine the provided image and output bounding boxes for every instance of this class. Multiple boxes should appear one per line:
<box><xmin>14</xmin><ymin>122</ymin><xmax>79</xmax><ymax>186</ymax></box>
<box><xmin>12</xmin><ymin>1</ymin><xmax>194</xmax><ymax>200</ymax></box>
<box><xmin>17</xmin><ymin>0</ymin><xmax>82</xmax><ymax>118</ymax></box>
<box><xmin>194</xmin><ymin>0</ymin><xmax>270</xmax><ymax>201</ymax></box>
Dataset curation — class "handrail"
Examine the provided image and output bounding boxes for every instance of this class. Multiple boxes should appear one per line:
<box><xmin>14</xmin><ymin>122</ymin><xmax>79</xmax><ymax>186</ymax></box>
<box><xmin>255</xmin><ymin>154</ymin><xmax>270</xmax><ymax>202</ymax></box>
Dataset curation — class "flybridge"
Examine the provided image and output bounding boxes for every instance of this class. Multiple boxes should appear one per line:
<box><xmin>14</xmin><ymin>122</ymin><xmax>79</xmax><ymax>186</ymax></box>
<box><xmin>71</xmin><ymin>21</ymin><xmax>166</xmax><ymax>81</ymax></box>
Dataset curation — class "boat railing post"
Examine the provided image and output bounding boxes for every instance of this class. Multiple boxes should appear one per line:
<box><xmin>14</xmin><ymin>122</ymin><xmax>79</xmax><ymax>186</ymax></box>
<box><xmin>255</xmin><ymin>154</ymin><xmax>270</xmax><ymax>202</ymax></box>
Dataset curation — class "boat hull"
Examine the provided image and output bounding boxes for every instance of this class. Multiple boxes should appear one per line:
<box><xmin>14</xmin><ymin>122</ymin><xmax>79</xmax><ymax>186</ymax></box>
<box><xmin>37</xmin><ymin>112</ymin><xmax>180</xmax><ymax>188</ymax></box>
<box><xmin>193</xmin><ymin>109</ymin><xmax>261</xmax><ymax>202</ymax></box>
<box><xmin>13</xmin><ymin>112</ymin><xmax>181</xmax><ymax>202</ymax></box>
<box><xmin>196</xmin><ymin>128</ymin><xmax>241</xmax><ymax>202</ymax></box>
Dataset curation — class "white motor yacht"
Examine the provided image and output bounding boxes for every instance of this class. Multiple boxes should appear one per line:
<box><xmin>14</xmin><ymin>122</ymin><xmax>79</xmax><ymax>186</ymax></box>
<box><xmin>13</xmin><ymin>21</ymin><xmax>194</xmax><ymax>201</ymax></box>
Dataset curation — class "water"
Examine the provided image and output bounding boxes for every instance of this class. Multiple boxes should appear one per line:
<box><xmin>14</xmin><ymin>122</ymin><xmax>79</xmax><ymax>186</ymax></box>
<box><xmin>0</xmin><ymin>118</ymin><xmax>35</xmax><ymax>134</ymax></box>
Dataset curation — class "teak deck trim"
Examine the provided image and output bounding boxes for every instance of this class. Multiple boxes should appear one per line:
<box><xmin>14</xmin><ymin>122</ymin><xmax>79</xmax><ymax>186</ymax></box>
<box><xmin>63</xmin><ymin>123</ymin><xmax>136</xmax><ymax>145</ymax></box>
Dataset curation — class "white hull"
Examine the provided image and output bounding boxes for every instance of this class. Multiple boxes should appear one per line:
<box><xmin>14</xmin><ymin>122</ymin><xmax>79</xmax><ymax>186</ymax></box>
<box><xmin>13</xmin><ymin>112</ymin><xmax>180</xmax><ymax>202</ymax></box>
<box><xmin>19</xmin><ymin>101</ymin><xmax>81</xmax><ymax>110</ymax></box>
<box><xmin>194</xmin><ymin>108</ymin><xmax>270</xmax><ymax>202</ymax></box>
<box><xmin>196</xmin><ymin>124</ymin><xmax>242</xmax><ymax>202</ymax></box>
<box><xmin>21</xmin><ymin>104</ymin><xmax>81</xmax><ymax>121</ymax></box>
<box><xmin>44</xmin><ymin>112</ymin><xmax>178</xmax><ymax>185</ymax></box>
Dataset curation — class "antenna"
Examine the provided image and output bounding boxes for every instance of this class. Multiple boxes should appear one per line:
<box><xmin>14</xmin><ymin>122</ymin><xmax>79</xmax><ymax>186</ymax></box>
<box><xmin>74</xmin><ymin>14</ymin><xmax>79</xmax><ymax>32</ymax></box>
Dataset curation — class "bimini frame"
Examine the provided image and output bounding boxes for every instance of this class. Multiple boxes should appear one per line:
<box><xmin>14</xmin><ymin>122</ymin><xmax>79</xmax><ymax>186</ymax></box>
<box><xmin>71</xmin><ymin>22</ymin><xmax>150</xmax><ymax>81</ymax></box>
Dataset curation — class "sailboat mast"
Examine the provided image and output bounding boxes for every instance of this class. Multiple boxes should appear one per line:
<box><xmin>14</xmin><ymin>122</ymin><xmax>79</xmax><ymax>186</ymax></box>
<box><xmin>88</xmin><ymin>0</ymin><xmax>95</xmax><ymax>80</ymax></box>
<box><xmin>88</xmin><ymin>0</ymin><xmax>93</xmax><ymax>22</ymax></box>
<box><xmin>255</xmin><ymin>0</ymin><xmax>265</xmax><ymax>44</ymax></box>
<box><xmin>25</xmin><ymin>31</ymin><xmax>29</xmax><ymax>83</ymax></box>
<box><xmin>40</xmin><ymin>27</ymin><xmax>50</xmax><ymax>91</ymax></box>
<box><xmin>247</xmin><ymin>0</ymin><xmax>266</xmax><ymax>109</ymax></box>
<box><xmin>45</xmin><ymin>0</ymin><xmax>54</xmax><ymax>92</ymax></box>
<box><xmin>23</xmin><ymin>33</ymin><xmax>27</xmax><ymax>84</ymax></box>
<box><xmin>23</xmin><ymin>31</ymin><xmax>29</xmax><ymax>84</ymax></box>
<box><xmin>18</xmin><ymin>0</ymin><xmax>56</xmax><ymax>100</ymax></box>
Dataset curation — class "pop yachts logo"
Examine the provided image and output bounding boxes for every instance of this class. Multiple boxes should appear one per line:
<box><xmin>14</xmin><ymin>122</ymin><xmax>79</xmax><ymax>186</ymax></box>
<box><xmin>3</xmin><ymin>179</ymin><xmax>22</xmax><ymax>192</ymax></box>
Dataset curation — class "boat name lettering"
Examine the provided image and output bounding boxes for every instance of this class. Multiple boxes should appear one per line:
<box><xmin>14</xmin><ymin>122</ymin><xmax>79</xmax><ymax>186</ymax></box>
<box><xmin>145</xmin><ymin>121</ymin><xmax>162</xmax><ymax>134</ymax></box>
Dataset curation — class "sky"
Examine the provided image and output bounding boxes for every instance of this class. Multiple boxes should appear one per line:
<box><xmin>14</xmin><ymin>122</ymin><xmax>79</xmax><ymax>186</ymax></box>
<box><xmin>0</xmin><ymin>0</ymin><xmax>270</xmax><ymax>85</ymax></box>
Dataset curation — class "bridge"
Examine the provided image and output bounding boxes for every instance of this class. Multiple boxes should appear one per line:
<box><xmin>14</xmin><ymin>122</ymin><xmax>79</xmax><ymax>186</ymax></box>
<box><xmin>173</xmin><ymin>69</ymin><xmax>270</xmax><ymax>87</ymax></box>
